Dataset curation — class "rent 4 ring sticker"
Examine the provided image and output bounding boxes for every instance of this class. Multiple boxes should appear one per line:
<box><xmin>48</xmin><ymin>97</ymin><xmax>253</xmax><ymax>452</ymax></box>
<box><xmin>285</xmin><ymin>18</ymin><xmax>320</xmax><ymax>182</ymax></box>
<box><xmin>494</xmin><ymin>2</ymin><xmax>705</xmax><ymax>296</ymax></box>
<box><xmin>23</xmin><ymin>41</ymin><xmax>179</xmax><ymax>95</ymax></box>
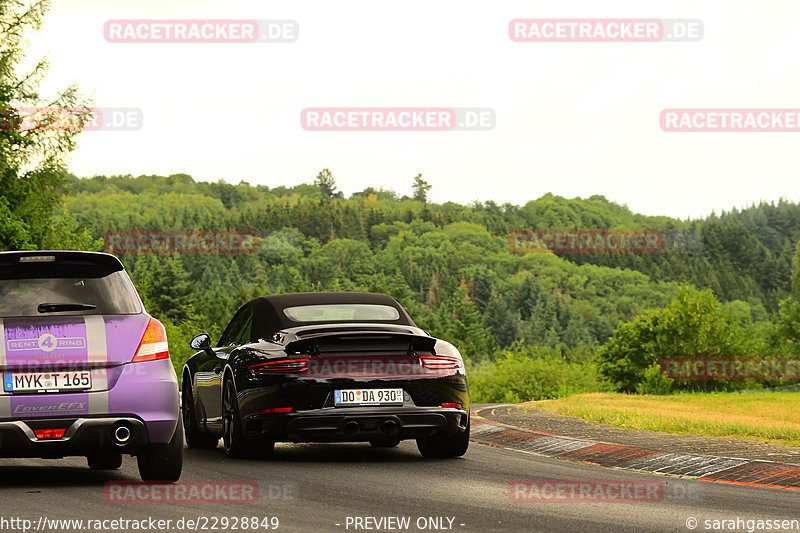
<box><xmin>7</xmin><ymin>333</ymin><xmax>86</xmax><ymax>352</ymax></box>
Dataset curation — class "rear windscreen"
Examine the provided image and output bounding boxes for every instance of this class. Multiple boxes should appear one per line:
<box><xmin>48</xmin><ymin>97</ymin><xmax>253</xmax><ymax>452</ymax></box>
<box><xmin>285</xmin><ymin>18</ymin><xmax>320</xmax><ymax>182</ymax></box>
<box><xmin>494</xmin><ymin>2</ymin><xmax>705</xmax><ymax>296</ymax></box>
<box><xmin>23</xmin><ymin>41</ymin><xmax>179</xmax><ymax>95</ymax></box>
<box><xmin>283</xmin><ymin>304</ymin><xmax>401</xmax><ymax>322</ymax></box>
<box><xmin>0</xmin><ymin>270</ymin><xmax>141</xmax><ymax>317</ymax></box>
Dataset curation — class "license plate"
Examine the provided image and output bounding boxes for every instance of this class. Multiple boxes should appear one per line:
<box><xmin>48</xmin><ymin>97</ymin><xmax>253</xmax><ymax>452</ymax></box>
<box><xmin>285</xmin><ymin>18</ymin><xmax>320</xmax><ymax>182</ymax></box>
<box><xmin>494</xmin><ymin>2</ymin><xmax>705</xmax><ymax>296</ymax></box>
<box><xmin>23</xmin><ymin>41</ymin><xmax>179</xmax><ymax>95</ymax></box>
<box><xmin>3</xmin><ymin>371</ymin><xmax>92</xmax><ymax>393</ymax></box>
<box><xmin>334</xmin><ymin>388</ymin><xmax>404</xmax><ymax>406</ymax></box>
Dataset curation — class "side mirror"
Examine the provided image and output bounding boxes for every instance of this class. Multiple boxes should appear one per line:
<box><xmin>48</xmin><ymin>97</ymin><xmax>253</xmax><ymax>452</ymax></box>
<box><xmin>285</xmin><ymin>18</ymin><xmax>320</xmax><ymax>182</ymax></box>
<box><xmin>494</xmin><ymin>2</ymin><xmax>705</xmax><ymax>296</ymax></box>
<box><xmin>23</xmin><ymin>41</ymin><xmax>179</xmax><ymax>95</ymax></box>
<box><xmin>190</xmin><ymin>333</ymin><xmax>212</xmax><ymax>352</ymax></box>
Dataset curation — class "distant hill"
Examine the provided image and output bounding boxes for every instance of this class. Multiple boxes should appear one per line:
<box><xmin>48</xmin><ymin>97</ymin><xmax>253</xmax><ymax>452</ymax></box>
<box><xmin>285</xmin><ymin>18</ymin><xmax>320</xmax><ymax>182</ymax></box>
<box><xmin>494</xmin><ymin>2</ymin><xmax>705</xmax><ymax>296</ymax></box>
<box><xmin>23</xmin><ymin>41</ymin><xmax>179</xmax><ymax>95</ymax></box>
<box><xmin>62</xmin><ymin>173</ymin><xmax>800</xmax><ymax>360</ymax></box>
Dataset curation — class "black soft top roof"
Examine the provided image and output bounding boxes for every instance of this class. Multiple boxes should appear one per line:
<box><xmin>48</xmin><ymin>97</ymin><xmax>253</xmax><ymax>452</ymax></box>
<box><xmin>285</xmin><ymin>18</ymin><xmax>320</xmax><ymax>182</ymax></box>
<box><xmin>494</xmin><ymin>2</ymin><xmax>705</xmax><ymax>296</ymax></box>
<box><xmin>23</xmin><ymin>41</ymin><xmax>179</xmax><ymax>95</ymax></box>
<box><xmin>246</xmin><ymin>292</ymin><xmax>415</xmax><ymax>337</ymax></box>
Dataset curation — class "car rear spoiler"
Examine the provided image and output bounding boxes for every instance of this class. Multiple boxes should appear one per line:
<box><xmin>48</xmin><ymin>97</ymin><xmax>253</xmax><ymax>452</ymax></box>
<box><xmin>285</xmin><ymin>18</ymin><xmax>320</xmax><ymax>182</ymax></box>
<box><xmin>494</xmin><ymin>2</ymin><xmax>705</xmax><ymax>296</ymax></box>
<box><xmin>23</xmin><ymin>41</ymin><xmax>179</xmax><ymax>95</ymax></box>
<box><xmin>0</xmin><ymin>251</ymin><xmax>123</xmax><ymax>268</ymax></box>
<box><xmin>0</xmin><ymin>251</ymin><xmax>126</xmax><ymax>280</ymax></box>
<box><xmin>283</xmin><ymin>326</ymin><xmax>438</xmax><ymax>355</ymax></box>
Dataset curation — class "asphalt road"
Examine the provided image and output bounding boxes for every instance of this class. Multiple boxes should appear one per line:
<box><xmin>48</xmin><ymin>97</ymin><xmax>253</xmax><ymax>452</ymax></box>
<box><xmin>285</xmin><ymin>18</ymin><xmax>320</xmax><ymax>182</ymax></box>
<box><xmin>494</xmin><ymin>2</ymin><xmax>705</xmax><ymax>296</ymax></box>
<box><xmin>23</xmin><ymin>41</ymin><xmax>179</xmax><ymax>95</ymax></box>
<box><xmin>0</xmin><ymin>438</ymin><xmax>798</xmax><ymax>533</ymax></box>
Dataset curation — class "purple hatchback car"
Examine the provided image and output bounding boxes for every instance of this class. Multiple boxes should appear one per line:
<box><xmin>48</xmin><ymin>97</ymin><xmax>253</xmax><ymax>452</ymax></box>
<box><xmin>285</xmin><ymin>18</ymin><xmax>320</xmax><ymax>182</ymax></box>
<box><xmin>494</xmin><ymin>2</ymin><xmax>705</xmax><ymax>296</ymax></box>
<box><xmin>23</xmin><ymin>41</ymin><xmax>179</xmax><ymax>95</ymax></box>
<box><xmin>0</xmin><ymin>251</ymin><xmax>182</xmax><ymax>481</ymax></box>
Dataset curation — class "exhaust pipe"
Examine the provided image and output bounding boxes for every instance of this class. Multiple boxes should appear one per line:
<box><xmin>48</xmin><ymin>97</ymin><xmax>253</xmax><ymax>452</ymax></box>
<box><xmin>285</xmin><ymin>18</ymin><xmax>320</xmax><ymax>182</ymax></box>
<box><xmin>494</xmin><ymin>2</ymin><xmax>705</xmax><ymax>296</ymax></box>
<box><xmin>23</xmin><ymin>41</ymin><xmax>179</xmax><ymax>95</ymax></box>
<box><xmin>343</xmin><ymin>421</ymin><xmax>360</xmax><ymax>435</ymax></box>
<box><xmin>113</xmin><ymin>425</ymin><xmax>131</xmax><ymax>445</ymax></box>
<box><xmin>381</xmin><ymin>420</ymin><xmax>397</xmax><ymax>434</ymax></box>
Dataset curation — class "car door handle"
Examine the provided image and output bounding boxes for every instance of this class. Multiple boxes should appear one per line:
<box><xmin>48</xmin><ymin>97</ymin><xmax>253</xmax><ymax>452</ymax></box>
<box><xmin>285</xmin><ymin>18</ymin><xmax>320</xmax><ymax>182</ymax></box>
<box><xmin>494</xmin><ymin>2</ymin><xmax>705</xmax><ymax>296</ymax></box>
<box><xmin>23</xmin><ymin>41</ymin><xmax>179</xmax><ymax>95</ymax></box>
<box><xmin>213</xmin><ymin>365</ymin><xmax>222</xmax><ymax>374</ymax></box>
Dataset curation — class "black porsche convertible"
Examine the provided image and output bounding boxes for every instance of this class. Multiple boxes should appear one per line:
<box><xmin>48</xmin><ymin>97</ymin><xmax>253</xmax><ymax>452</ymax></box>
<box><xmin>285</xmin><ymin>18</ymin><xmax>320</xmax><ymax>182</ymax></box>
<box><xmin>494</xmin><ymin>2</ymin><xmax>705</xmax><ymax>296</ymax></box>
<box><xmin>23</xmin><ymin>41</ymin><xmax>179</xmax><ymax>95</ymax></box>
<box><xmin>182</xmin><ymin>292</ymin><xmax>470</xmax><ymax>459</ymax></box>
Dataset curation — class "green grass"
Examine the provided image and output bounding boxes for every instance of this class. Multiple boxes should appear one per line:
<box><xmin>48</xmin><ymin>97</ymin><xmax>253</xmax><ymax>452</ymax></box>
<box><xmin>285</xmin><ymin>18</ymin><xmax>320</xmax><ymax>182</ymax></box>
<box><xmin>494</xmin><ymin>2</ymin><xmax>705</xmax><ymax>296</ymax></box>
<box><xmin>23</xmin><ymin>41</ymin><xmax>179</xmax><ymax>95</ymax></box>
<box><xmin>534</xmin><ymin>392</ymin><xmax>800</xmax><ymax>447</ymax></box>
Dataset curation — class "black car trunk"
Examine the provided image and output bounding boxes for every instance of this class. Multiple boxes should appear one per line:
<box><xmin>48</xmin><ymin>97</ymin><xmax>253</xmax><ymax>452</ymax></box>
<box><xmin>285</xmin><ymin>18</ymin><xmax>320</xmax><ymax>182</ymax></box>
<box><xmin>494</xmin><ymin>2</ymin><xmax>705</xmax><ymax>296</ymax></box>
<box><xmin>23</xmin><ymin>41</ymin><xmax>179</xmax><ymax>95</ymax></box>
<box><xmin>285</xmin><ymin>329</ymin><xmax>437</xmax><ymax>380</ymax></box>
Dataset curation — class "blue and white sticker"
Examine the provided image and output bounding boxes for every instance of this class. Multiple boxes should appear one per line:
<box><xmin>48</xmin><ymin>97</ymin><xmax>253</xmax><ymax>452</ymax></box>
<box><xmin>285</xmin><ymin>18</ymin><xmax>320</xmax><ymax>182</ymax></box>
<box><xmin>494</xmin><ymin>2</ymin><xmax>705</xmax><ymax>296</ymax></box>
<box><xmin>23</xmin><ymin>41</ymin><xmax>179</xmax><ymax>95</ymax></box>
<box><xmin>6</xmin><ymin>334</ymin><xmax>86</xmax><ymax>352</ymax></box>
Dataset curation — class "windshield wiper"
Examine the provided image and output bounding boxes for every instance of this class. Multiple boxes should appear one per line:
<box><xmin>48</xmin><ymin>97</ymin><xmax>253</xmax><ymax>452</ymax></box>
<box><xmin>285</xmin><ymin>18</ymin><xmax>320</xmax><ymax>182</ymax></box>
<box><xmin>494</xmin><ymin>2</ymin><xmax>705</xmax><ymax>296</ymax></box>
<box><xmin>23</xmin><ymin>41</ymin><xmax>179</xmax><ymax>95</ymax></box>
<box><xmin>37</xmin><ymin>302</ymin><xmax>97</xmax><ymax>313</ymax></box>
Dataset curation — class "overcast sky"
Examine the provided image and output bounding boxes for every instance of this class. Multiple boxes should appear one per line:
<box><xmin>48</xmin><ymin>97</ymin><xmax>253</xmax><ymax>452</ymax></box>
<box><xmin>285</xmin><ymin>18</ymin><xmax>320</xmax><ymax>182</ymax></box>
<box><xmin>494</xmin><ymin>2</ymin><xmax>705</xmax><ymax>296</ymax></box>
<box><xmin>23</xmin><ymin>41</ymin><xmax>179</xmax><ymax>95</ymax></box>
<box><xmin>24</xmin><ymin>0</ymin><xmax>800</xmax><ymax>219</ymax></box>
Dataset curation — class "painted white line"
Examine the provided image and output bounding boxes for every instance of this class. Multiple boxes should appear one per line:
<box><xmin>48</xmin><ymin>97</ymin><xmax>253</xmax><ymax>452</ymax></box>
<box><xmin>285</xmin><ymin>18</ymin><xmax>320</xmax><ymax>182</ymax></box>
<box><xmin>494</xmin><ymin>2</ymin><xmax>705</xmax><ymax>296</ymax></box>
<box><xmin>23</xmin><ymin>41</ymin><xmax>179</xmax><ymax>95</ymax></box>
<box><xmin>471</xmin><ymin>412</ymin><xmax>800</xmax><ymax>489</ymax></box>
<box><xmin>85</xmin><ymin>316</ymin><xmax>109</xmax><ymax>415</ymax></box>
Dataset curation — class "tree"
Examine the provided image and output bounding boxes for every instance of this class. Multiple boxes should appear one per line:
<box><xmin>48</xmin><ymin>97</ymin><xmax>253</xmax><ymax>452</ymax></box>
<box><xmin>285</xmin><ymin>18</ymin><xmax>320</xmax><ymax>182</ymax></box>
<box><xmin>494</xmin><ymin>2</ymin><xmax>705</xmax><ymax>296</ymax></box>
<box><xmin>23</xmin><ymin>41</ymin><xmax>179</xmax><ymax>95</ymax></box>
<box><xmin>772</xmin><ymin>241</ymin><xmax>800</xmax><ymax>354</ymax></box>
<box><xmin>314</xmin><ymin>168</ymin><xmax>342</xmax><ymax>199</ymax></box>
<box><xmin>597</xmin><ymin>286</ymin><xmax>757</xmax><ymax>393</ymax></box>
<box><xmin>483</xmin><ymin>295</ymin><xmax>519</xmax><ymax>347</ymax></box>
<box><xmin>307</xmin><ymin>238</ymin><xmax>375</xmax><ymax>288</ymax></box>
<box><xmin>793</xmin><ymin>240</ymin><xmax>800</xmax><ymax>299</ymax></box>
<box><xmin>436</xmin><ymin>287</ymin><xmax>495</xmax><ymax>362</ymax></box>
<box><xmin>412</xmin><ymin>173</ymin><xmax>431</xmax><ymax>203</ymax></box>
<box><xmin>147</xmin><ymin>255</ymin><xmax>194</xmax><ymax>323</ymax></box>
<box><xmin>0</xmin><ymin>0</ymin><xmax>94</xmax><ymax>250</ymax></box>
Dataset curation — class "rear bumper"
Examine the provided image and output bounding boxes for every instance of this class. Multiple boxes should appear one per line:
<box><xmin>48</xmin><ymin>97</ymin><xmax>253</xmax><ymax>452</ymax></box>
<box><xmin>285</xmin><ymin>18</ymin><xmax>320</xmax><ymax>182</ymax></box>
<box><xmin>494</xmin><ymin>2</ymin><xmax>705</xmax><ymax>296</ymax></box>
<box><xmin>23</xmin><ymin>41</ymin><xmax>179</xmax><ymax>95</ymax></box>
<box><xmin>0</xmin><ymin>359</ymin><xmax>179</xmax><ymax>445</ymax></box>
<box><xmin>0</xmin><ymin>417</ymin><xmax>150</xmax><ymax>458</ymax></box>
<box><xmin>246</xmin><ymin>407</ymin><xmax>469</xmax><ymax>442</ymax></box>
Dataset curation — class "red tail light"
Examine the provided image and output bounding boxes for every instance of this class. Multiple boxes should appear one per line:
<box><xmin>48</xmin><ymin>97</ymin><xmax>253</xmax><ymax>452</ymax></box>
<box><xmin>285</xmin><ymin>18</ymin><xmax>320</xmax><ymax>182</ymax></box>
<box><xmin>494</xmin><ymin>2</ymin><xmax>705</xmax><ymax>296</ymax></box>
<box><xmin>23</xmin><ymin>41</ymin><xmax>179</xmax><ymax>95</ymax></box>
<box><xmin>34</xmin><ymin>428</ymin><xmax>66</xmax><ymax>439</ymax></box>
<box><xmin>441</xmin><ymin>403</ymin><xmax>462</xmax><ymax>409</ymax></box>
<box><xmin>132</xmin><ymin>318</ymin><xmax>170</xmax><ymax>362</ymax></box>
<box><xmin>260</xmin><ymin>407</ymin><xmax>294</xmax><ymax>414</ymax></box>
<box><xmin>250</xmin><ymin>358</ymin><xmax>309</xmax><ymax>374</ymax></box>
<box><xmin>420</xmin><ymin>355</ymin><xmax>461</xmax><ymax>370</ymax></box>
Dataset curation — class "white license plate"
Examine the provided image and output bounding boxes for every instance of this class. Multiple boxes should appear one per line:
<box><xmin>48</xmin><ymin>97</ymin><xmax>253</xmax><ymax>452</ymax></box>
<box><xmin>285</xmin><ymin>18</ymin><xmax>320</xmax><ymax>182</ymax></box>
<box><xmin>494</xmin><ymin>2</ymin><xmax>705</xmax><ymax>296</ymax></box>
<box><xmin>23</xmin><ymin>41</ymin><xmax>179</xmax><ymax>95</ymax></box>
<box><xmin>334</xmin><ymin>388</ymin><xmax>404</xmax><ymax>406</ymax></box>
<box><xmin>3</xmin><ymin>371</ymin><xmax>92</xmax><ymax>392</ymax></box>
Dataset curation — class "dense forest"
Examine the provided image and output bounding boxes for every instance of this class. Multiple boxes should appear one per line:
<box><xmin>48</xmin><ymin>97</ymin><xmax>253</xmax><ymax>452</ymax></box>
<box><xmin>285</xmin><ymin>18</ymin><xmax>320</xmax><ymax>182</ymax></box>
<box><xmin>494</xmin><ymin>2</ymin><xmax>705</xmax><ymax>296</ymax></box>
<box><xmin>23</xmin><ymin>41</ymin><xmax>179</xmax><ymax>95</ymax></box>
<box><xmin>47</xmin><ymin>172</ymin><xmax>800</xmax><ymax>400</ymax></box>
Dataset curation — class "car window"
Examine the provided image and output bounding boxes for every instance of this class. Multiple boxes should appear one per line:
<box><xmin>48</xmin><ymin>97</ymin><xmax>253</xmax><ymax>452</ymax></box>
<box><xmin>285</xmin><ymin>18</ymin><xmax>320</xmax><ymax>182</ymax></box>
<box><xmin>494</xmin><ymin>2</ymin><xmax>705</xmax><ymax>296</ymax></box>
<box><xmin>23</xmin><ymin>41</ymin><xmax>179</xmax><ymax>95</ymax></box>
<box><xmin>236</xmin><ymin>315</ymin><xmax>253</xmax><ymax>345</ymax></box>
<box><xmin>218</xmin><ymin>307</ymin><xmax>253</xmax><ymax>347</ymax></box>
<box><xmin>283</xmin><ymin>304</ymin><xmax>400</xmax><ymax>322</ymax></box>
<box><xmin>0</xmin><ymin>270</ymin><xmax>141</xmax><ymax>317</ymax></box>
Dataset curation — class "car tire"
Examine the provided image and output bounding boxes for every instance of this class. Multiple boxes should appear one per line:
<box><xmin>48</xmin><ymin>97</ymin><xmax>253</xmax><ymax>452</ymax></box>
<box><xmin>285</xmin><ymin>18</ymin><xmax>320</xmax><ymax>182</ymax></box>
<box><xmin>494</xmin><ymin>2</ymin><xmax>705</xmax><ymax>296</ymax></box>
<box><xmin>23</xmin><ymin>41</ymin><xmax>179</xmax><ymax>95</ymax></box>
<box><xmin>416</xmin><ymin>422</ymin><xmax>469</xmax><ymax>458</ymax></box>
<box><xmin>182</xmin><ymin>382</ymin><xmax>220</xmax><ymax>449</ymax></box>
<box><xmin>137</xmin><ymin>415</ymin><xmax>184</xmax><ymax>482</ymax></box>
<box><xmin>222</xmin><ymin>377</ymin><xmax>268</xmax><ymax>458</ymax></box>
<box><xmin>369</xmin><ymin>438</ymin><xmax>400</xmax><ymax>448</ymax></box>
<box><xmin>87</xmin><ymin>451</ymin><xmax>122</xmax><ymax>470</ymax></box>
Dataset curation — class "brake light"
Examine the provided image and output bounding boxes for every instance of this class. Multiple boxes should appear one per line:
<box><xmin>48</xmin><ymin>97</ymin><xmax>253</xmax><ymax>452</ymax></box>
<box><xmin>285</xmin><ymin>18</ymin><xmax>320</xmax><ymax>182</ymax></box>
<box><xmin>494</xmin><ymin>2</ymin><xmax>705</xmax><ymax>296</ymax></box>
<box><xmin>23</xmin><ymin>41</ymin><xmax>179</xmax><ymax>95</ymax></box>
<box><xmin>441</xmin><ymin>403</ymin><xmax>462</xmax><ymax>409</ymax></box>
<box><xmin>250</xmin><ymin>358</ymin><xmax>309</xmax><ymax>374</ymax></box>
<box><xmin>132</xmin><ymin>318</ymin><xmax>170</xmax><ymax>362</ymax></box>
<box><xmin>19</xmin><ymin>255</ymin><xmax>55</xmax><ymax>263</ymax></box>
<box><xmin>34</xmin><ymin>428</ymin><xmax>66</xmax><ymax>439</ymax></box>
<box><xmin>420</xmin><ymin>355</ymin><xmax>461</xmax><ymax>370</ymax></box>
<box><xmin>261</xmin><ymin>407</ymin><xmax>294</xmax><ymax>414</ymax></box>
